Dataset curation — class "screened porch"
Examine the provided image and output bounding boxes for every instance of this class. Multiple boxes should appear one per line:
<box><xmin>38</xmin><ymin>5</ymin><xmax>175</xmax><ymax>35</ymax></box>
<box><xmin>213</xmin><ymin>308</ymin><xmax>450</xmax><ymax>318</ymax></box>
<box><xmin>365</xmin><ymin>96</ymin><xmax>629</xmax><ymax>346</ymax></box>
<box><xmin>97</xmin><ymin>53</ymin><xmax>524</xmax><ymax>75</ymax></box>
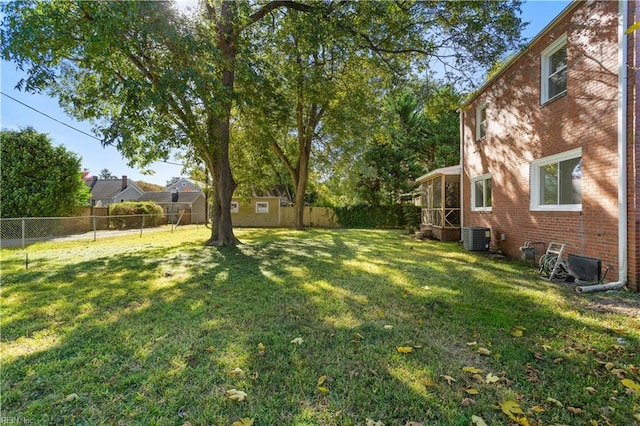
<box><xmin>415</xmin><ymin>165</ymin><xmax>461</xmax><ymax>242</ymax></box>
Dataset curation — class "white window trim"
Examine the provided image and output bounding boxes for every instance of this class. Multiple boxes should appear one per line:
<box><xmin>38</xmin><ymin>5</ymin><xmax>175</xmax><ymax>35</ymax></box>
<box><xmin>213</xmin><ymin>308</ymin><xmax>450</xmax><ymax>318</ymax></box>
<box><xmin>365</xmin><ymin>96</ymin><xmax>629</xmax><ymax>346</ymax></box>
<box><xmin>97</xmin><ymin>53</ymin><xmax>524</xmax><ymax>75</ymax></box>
<box><xmin>256</xmin><ymin>201</ymin><xmax>269</xmax><ymax>214</ymax></box>
<box><xmin>541</xmin><ymin>33</ymin><xmax>567</xmax><ymax>104</ymax></box>
<box><xmin>530</xmin><ymin>147</ymin><xmax>582</xmax><ymax>212</ymax></box>
<box><xmin>475</xmin><ymin>102</ymin><xmax>487</xmax><ymax>141</ymax></box>
<box><xmin>230</xmin><ymin>201</ymin><xmax>239</xmax><ymax>213</ymax></box>
<box><xmin>471</xmin><ymin>173</ymin><xmax>492</xmax><ymax>212</ymax></box>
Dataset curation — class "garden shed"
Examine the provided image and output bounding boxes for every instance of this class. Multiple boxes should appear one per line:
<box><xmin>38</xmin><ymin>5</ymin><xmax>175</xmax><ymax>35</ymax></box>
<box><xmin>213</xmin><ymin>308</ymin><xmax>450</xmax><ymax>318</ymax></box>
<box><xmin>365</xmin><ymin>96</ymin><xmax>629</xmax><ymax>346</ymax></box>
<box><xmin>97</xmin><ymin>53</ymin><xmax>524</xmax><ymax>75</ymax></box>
<box><xmin>415</xmin><ymin>165</ymin><xmax>461</xmax><ymax>242</ymax></box>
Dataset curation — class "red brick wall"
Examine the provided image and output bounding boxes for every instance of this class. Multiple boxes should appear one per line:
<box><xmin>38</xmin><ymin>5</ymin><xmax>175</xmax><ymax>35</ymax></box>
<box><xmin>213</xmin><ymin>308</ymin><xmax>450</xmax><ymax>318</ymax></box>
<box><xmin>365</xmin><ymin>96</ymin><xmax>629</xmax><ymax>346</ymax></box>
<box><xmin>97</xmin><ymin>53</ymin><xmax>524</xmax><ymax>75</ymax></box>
<box><xmin>630</xmin><ymin>1</ymin><xmax>640</xmax><ymax>291</ymax></box>
<box><xmin>462</xmin><ymin>1</ymin><xmax>638</xmax><ymax>290</ymax></box>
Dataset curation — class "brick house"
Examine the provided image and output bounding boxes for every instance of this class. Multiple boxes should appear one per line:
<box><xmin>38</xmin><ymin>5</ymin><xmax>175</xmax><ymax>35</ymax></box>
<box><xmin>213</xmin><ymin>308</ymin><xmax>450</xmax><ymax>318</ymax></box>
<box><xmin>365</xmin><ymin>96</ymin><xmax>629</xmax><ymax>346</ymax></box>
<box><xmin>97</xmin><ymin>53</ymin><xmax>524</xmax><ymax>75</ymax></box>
<box><xmin>460</xmin><ymin>0</ymin><xmax>638</xmax><ymax>291</ymax></box>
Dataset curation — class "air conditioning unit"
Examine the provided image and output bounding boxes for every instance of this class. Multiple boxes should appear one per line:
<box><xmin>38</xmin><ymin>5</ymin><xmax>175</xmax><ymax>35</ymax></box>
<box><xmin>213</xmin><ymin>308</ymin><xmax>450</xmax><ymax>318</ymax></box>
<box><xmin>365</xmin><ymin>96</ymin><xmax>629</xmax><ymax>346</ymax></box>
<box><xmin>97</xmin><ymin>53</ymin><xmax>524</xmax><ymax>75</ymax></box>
<box><xmin>463</xmin><ymin>227</ymin><xmax>491</xmax><ymax>252</ymax></box>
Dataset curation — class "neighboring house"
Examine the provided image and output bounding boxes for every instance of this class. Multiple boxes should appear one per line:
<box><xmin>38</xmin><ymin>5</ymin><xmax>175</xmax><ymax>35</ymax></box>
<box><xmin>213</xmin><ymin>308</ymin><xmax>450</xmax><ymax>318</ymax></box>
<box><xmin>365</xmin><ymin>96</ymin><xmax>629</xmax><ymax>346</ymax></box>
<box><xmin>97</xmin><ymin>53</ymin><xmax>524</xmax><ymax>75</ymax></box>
<box><xmin>137</xmin><ymin>191</ymin><xmax>207</xmax><ymax>224</ymax></box>
<box><xmin>460</xmin><ymin>1</ymin><xmax>638</xmax><ymax>291</ymax></box>
<box><xmin>231</xmin><ymin>186</ymin><xmax>293</xmax><ymax>227</ymax></box>
<box><xmin>166</xmin><ymin>177</ymin><xmax>201</xmax><ymax>193</ymax></box>
<box><xmin>84</xmin><ymin>175</ymin><xmax>144</xmax><ymax>207</ymax></box>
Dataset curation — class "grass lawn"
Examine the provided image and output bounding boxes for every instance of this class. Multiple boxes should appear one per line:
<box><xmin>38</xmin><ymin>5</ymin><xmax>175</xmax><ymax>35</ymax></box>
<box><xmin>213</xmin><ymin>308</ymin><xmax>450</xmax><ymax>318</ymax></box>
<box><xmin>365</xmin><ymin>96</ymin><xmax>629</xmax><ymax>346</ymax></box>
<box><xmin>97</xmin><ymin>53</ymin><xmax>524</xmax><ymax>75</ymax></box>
<box><xmin>1</xmin><ymin>228</ymin><xmax>639</xmax><ymax>425</ymax></box>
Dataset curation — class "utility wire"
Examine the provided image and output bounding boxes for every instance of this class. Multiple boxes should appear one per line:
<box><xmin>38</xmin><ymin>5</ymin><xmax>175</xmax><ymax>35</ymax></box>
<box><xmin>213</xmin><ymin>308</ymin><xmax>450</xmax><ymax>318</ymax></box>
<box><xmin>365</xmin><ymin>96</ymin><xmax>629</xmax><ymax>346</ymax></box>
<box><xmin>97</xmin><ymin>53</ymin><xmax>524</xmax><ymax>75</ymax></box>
<box><xmin>1</xmin><ymin>91</ymin><xmax>183</xmax><ymax>167</ymax></box>
<box><xmin>2</xmin><ymin>91</ymin><xmax>100</xmax><ymax>141</ymax></box>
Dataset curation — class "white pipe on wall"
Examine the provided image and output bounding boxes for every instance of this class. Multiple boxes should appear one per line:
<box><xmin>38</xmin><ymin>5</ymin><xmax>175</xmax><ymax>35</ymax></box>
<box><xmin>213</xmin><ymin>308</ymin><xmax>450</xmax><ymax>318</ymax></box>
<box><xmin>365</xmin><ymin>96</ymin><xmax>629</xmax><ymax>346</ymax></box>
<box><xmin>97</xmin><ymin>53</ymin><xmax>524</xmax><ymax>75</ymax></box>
<box><xmin>577</xmin><ymin>0</ymin><xmax>628</xmax><ymax>293</ymax></box>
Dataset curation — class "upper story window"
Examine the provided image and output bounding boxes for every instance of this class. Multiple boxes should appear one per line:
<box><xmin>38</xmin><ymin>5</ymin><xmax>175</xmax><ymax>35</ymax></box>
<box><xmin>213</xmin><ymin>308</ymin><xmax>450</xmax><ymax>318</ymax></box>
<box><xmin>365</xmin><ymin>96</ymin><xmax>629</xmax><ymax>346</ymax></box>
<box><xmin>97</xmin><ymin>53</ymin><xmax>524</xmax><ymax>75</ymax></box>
<box><xmin>476</xmin><ymin>103</ymin><xmax>487</xmax><ymax>141</ymax></box>
<box><xmin>471</xmin><ymin>173</ymin><xmax>492</xmax><ymax>211</ymax></box>
<box><xmin>530</xmin><ymin>148</ymin><xmax>581</xmax><ymax>212</ymax></box>
<box><xmin>541</xmin><ymin>34</ymin><xmax>567</xmax><ymax>104</ymax></box>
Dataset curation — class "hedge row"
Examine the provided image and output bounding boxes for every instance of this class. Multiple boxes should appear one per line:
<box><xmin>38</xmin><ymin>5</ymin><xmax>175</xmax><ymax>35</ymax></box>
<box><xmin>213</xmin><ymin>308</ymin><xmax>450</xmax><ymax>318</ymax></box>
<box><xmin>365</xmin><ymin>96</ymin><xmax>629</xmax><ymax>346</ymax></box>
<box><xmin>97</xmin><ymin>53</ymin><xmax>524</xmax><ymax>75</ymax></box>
<box><xmin>333</xmin><ymin>204</ymin><xmax>421</xmax><ymax>229</ymax></box>
<box><xmin>108</xmin><ymin>202</ymin><xmax>165</xmax><ymax>228</ymax></box>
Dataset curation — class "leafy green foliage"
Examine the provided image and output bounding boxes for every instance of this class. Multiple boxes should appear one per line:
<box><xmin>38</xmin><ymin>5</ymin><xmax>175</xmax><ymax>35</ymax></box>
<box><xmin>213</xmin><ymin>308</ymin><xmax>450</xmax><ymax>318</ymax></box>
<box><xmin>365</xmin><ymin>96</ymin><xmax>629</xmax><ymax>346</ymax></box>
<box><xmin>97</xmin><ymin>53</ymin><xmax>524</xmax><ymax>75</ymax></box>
<box><xmin>334</xmin><ymin>204</ymin><xmax>420</xmax><ymax>229</ymax></box>
<box><xmin>0</xmin><ymin>128</ymin><xmax>90</xmax><ymax>218</ymax></box>
<box><xmin>354</xmin><ymin>84</ymin><xmax>460</xmax><ymax>206</ymax></box>
<box><xmin>108</xmin><ymin>201</ymin><xmax>164</xmax><ymax>228</ymax></box>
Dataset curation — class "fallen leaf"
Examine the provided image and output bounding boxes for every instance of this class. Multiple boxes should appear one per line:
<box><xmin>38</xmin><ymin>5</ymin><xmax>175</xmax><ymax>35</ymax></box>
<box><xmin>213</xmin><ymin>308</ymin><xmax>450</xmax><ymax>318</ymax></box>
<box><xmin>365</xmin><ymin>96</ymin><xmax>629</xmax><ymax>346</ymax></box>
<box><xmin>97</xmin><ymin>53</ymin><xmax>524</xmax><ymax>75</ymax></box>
<box><xmin>546</xmin><ymin>397</ymin><xmax>563</xmax><ymax>407</ymax></box>
<box><xmin>422</xmin><ymin>286</ymin><xmax>430</xmax><ymax>291</ymax></box>
<box><xmin>611</xmin><ymin>368</ymin><xmax>626</xmax><ymax>378</ymax></box>
<box><xmin>318</xmin><ymin>386</ymin><xmax>329</xmax><ymax>394</ymax></box>
<box><xmin>226</xmin><ymin>389</ymin><xmax>247</xmax><ymax>402</ymax></box>
<box><xmin>462</xmin><ymin>366</ymin><xmax>483</xmax><ymax>374</ymax></box>
<box><xmin>231</xmin><ymin>418</ymin><xmax>254</xmax><ymax>426</ymax></box>
<box><xmin>291</xmin><ymin>337</ymin><xmax>304</xmax><ymax>345</ymax></box>
<box><xmin>404</xmin><ymin>422</ymin><xmax>423</xmax><ymax>426</ymax></box>
<box><xmin>567</xmin><ymin>406</ymin><xmax>583</xmax><ymax>415</ymax></box>
<box><xmin>228</xmin><ymin>368</ymin><xmax>246</xmax><ymax>378</ymax></box>
<box><xmin>604</xmin><ymin>362</ymin><xmax>615</xmax><ymax>370</ymax></box>
<box><xmin>500</xmin><ymin>400</ymin><xmax>530</xmax><ymax>426</ymax></box>
<box><xmin>366</xmin><ymin>419</ymin><xmax>384</xmax><ymax>426</ymax></box>
<box><xmin>477</xmin><ymin>348</ymin><xmax>491</xmax><ymax>356</ymax></box>
<box><xmin>467</xmin><ymin>341</ymin><xmax>478</xmax><ymax>346</ymax></box>
<box><xmin>441</xmin><ymin>374</ymin><xmax>456</xmax><ymax>384</ymax></box>
<box><xmin>65</xmin><ymin>393</ymin><xmax>79</xmax><ymax>402</ymax></box>
<box><xmin>317</xmin><ymin>375</ymin><xmax>327</xmax><ymax>386</ymax></box>
<box><xmin>354</xmin><ymin>333</ymin><xmax>364</xmax><ymax>340</ymax></box>
<box><xmin>511</xmin><ymin>328</ymin><xmax>524</xmax><ymax>337</ymax></box>
<box><xmin>530</xmin><ymin>405</ymin><xmax>545</xmax><ymax>413</ymax></box>
<box><xmin>396</xmin><ymin>346</ymin><xmax>413</xmax><ymax>353</ymax></box>
<box><xmin>464</xmin><ymin>387</ymin><xmax>479</xmax><ymax>395</ymax></box>
<box><xmin>206</xmin><ymin>346</ymin><xmax>215</xmax><ymax>353</ymax></box>
<box><xmin>471</xmin><ymin>373</ymin><xmax>485</xmax><ymax>383</ymax></box>
<box><xmin>534</xmin><ymin>352</ymin><xmax>544</xmax><ymax>361</ymax></box>
<box><xmin>485</xmin><ymin>373</ymin><xmax>499</xmax><ymax>384</ymax></box>
<box><xmin>553</xmin><ymin>357</ymin><xmax>564</xmax><ymax>363</ymax></box>
<box><xmin>257</xmin><ymin>342</ymin><xmax>266</xmax><ymax>351</ymax></box>
<box><xmin>471</xmin><ymin>415</ymin><xmax>487</xmax><ymax>426</ymax></box>
<box><xmin>461</xmin><ymin>397</ymin><xmax>476</xmax><ymax>407</ymax></box>
<box><xmin>383</xmin><ymin>325</ymin><xmax>394</xmax><ymax>330</ymax></box>
<box><xmin>621</xmin><ymin>378</ymin><xmax>640</xmax><ymax>393</ymax></box>
<box><xmin>541</xmin><ymin>344</ymin><xmax>552</xmax><ymax>351</ymax></box>
<box><xmin>585</xmin><ymin>386</ymin><xmax>597</xmax><ymax>394</ymax></box>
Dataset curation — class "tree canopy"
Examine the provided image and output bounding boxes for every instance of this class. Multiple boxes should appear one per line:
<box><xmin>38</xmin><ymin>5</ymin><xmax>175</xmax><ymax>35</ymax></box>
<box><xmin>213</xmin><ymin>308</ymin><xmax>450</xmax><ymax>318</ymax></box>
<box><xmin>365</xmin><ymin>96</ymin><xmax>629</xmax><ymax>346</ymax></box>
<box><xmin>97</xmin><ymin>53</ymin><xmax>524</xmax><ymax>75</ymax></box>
<box><xmin>1</xmin><ymin>0</ymin><xmax>525</xmax><ymax>237</ymax></box>
<box><xmin>0</xmin><ymin>128</ymin><xmax>90</xmax><ymax>218</ymax></box>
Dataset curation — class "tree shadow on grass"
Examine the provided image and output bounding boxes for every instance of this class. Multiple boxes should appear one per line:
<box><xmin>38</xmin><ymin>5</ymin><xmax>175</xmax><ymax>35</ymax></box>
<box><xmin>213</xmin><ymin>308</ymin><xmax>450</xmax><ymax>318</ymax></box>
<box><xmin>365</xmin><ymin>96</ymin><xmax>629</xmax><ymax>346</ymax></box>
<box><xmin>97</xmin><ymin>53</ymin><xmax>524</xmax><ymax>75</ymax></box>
<box><xmin>1</xmin><ymin>229</ymin><xmax>637</xmax><ymax>425</ymax></box>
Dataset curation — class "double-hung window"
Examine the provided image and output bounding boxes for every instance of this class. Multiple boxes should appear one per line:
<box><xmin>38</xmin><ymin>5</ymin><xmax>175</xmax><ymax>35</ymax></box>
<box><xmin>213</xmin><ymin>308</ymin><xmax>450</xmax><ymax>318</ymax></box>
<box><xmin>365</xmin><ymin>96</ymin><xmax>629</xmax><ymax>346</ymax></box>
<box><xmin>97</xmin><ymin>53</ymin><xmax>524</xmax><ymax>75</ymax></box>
<box><xmin>476</xmin><ymin>102</ymin><xmax>487</xmax><ymax>141</ymax></box>
<box><xmin>471</xmin><ymin>173</ymin><xmax>492</xmax><ymax>211</ymax></box>
<box><xmin>541</xmin><ymin>34</ymin><xmax>567</xmax><ymax>103</ymax></box>
<box><xmin>230</xmin><ymin>201</ymin><xmax>239</xmax><ymax>213</ymax></box>
<box><xmin>530</xmin><ymin>148</ymin><xmax>582</xmax><ymax>211</ymax></box>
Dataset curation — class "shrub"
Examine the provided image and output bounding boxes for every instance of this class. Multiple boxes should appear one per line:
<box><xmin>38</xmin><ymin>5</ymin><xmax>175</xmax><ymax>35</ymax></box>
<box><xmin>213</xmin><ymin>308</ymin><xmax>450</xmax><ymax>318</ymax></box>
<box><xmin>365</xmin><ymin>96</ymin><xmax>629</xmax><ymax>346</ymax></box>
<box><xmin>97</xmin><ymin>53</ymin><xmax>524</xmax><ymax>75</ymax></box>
<box><xmin>334</xmin><ymin>204</ymin><xmax>421</xmax><ymax>229</ymax></box>
<box><xmin>109</xmin><ymin>202</ymin><xmax>165</xmax><ymax>229</ymax></box>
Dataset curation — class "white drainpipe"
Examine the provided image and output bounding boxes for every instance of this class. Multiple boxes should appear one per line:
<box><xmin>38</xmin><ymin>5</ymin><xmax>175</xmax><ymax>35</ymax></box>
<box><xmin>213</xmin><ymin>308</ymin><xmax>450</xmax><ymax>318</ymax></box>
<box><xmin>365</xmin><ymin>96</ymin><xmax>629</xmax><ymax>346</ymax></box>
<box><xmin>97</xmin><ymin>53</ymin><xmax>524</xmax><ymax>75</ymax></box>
<box><xmin>459</xmin><ymin>109</ymin><xmax>465</xmax><ymax>236</ymax></box>
<box><xmin>577</xmin><ymin>0</ymin><xmax>628</xmax><ymax>293</ymax></box>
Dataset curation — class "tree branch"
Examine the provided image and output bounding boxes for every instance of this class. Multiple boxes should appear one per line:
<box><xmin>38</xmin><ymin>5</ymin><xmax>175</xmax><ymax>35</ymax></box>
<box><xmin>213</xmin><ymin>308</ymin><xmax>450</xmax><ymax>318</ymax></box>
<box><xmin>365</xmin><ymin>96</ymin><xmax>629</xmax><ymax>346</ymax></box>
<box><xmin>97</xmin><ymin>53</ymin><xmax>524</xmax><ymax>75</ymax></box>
<box><xmin>248</xmin><ymin>1</ymin><xmax>313</xmax><ymax>26</ymax></box>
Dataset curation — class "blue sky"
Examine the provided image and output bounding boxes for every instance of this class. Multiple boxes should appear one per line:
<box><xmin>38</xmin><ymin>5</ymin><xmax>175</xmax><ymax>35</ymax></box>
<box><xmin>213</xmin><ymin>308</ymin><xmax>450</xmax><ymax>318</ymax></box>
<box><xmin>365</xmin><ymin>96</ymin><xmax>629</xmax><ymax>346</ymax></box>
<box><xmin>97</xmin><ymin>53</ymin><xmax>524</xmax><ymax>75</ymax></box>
<box><xmin>0</xmin><ymin>0</ymin><xmax>572</xmax><ymax>186</ymax></box>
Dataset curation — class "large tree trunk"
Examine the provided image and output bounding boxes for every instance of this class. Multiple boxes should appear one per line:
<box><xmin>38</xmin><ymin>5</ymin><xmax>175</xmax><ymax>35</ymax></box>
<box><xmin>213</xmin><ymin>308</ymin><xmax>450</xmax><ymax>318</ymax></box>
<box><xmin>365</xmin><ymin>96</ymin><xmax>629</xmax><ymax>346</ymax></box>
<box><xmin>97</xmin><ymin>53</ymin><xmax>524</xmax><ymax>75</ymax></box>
<box><xmin>205</xmin><ymin>0</ymin><xmax>240</xmax><ymax>246</ymax></box>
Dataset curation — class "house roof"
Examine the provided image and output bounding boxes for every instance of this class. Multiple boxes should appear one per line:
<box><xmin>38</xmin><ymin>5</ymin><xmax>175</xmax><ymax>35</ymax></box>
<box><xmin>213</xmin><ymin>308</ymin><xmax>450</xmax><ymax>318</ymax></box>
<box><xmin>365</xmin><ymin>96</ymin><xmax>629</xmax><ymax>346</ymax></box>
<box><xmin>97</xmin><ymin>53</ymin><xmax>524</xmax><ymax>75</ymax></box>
<box><xmin>85</xmin><ymin>178</ymin><xmax>142</xmax><ymax>199</ymax></box>
<box><xmin>138</xmin><ymin>191</ymin><xmax>203</xmax><ymax>204</ymax></box>
<box><xmin>462</xmin><ymin>1</ymin><xmax>579</xmax><ymax>108</ymax></box>
<box><xmin>416</xmin><ymin>165</ymin><xmax>461</xmax><ymax>183</ymax></box>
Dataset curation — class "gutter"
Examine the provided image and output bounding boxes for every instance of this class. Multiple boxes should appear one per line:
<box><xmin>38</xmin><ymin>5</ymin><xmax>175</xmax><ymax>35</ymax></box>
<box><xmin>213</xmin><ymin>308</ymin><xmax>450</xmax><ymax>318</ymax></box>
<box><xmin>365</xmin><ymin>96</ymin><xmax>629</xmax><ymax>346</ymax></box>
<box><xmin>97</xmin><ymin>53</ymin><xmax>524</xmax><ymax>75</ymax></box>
<box><xmin>576</xmin><ymin>0</ymin><xmax>628</xmax><ymax>293</ymax></box>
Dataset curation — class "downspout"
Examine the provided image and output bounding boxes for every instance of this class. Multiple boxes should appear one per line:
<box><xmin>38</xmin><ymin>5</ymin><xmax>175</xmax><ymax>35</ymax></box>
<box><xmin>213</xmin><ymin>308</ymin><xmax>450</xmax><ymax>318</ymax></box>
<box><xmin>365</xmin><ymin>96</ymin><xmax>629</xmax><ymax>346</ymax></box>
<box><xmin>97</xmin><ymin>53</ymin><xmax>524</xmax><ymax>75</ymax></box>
<box><xmin>577</xmin><ymin>0</ymin><xmax>628</xmax><ymax>293</ymax></box>
<box><xmin>459</xmin><ymin>108</ymin><xmax>465</xmax><ymax>236</ymax></box>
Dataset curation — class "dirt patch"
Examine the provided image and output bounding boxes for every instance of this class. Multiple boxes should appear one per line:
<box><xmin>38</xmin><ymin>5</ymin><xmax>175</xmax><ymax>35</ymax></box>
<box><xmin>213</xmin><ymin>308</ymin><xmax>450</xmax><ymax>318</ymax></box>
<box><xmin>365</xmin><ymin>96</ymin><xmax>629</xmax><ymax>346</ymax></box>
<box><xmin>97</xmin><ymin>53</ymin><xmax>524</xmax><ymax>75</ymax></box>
<box><xmin>581</xmin><ymin>292</ymin><xmax>640</xmax><ymax>318</ymax></box>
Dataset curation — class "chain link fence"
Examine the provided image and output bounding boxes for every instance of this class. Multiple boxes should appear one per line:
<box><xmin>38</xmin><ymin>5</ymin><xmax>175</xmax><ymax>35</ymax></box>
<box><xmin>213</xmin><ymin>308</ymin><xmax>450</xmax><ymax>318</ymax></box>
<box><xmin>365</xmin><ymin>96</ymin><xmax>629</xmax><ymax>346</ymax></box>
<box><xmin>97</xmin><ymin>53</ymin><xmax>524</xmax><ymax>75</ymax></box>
<box><xmin>0</xmin><ymin>212</ymin><xmax>208</xmax><ymax>249</ymax></box>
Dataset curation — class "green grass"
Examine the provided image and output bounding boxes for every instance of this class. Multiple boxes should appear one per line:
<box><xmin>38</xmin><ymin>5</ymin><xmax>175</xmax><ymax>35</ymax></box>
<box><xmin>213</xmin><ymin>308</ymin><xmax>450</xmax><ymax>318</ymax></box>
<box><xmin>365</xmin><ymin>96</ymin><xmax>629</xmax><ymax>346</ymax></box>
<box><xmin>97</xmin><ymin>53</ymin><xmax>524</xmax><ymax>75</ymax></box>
<box><xmin>1</xmin><ymin>228</ymin><xmax>639</xmax><ymax>425</ymax></box>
